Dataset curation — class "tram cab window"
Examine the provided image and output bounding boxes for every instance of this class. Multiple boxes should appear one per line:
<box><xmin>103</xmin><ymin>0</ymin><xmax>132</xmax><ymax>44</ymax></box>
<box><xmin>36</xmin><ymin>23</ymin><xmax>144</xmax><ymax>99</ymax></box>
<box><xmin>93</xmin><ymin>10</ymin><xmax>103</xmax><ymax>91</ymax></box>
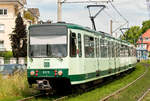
<box><xmin>84</xmin><ymin>35</ymin><xmax>94</xmax><ymax>58</ymax></box>
<box><xmin>29</xmin><ymin>25</ymin><xmax>67</xmax><ymax>58</ymax></box>
<box><xmin>70</xmin><ymin>32</ymin><xmax>77</xmax><ymax>57</ymax></box>
<box><xmin>78</xmin><ymin>33</ymin><xmax>82</xmax><ymax>57</ymax></box>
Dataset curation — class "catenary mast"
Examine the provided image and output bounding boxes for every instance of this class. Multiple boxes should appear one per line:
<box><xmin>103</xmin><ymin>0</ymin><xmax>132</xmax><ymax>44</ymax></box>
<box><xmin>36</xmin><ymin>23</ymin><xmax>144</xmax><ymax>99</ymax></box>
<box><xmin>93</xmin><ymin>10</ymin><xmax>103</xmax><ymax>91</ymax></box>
<box><xmin>146</xmin><ymin>0</ymin><xmax>150</xmax><ymax>18</ymax></box>
<box><xmin>57</xmin><ymin>0</ymin><xmax>111</xmax><ymax>22</ymax></box>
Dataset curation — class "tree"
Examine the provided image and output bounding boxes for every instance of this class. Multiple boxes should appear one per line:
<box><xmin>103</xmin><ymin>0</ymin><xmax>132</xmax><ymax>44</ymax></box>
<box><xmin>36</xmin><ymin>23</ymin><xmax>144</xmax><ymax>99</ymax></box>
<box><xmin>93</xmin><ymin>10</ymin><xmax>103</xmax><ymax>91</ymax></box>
<box><xmin>141</xmin><ymin>20</ymin><xmax>150</xmax><ymax>34</ymax></box>
<box><xmin>121</xmin><ymin>26</ymin><xmax>141</xmax><ymax>45</ymax></box>
<box><xmin>10</xmin><ymin>12</ymin><xmax>27</xmax><ymax>61</ymax></box>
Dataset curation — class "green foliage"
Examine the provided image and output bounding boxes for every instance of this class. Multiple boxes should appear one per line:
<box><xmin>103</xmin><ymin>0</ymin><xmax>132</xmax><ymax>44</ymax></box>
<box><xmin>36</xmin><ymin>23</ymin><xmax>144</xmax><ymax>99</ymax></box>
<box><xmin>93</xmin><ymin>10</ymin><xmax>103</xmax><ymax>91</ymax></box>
<box><xmin>121</xmin><ymin>26</ymin><xmax>141</xmax><ymax>45</ymax></box>
<box><xmin>0</xmin><ymin>51</ymin><xmax>13</xmax><ymax>60</ymax></box>
<box><xmin>121</xmin><ymin>20</ymin><xmax>150</xmax><ymax>44</ymax></box>
<box><xmin>9</xmin><ymin>12</ymin><xmax>27</xmax><ymax>58</ymax></box>
<box><xmin>141</xmin><ymin>20</ymin><xmax>150</xmax><ymax>34</ymax></box>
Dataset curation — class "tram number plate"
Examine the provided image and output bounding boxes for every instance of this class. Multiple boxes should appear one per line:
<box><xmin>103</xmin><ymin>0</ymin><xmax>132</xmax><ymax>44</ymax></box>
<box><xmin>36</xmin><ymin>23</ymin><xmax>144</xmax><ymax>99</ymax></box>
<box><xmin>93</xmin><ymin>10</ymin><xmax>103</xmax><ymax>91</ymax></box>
<box><xmin>43</xmin><ymin>71</ymin><xmax>50</xmax><ymax>74</ymax></box>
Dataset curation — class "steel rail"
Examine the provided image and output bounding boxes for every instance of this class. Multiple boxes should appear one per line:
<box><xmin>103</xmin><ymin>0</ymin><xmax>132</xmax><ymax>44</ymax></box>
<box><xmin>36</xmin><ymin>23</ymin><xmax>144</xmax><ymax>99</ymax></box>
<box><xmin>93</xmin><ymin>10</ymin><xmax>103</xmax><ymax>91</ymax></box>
<box><xmin>17</xmin><ymin>93</ymin><xmax>44</xmax><ymax>101</ymax></box>
<box><xmin>53</xmin><ymin>96</ymin><xmax>68</xmax><ymax>101</ymax></box>
<box><xmin>100</xmin><ymin>65</ymin><xmax>148</xmax><ymax>101</ymax></box>
<box><xmin>137</xmin><ymin>88</ymin><xmax>150</xmax><ymax>101</ymax></box>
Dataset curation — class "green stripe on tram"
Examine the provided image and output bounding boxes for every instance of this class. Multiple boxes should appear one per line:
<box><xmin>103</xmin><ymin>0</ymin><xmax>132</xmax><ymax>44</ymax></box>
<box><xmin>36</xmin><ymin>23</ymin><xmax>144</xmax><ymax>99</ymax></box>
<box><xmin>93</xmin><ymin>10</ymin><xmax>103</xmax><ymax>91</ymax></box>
<box><xmin>27</xmin><ymin>64</ymin><xmax>135</xmax><ymax>83</ymax></box>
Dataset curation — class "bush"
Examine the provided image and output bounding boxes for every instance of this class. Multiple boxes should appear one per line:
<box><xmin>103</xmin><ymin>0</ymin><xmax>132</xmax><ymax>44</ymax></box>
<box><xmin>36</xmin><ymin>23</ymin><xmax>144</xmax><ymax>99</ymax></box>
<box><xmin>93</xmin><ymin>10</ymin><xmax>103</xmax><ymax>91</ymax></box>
<box><xmin>0</xmin><ymin>51</ymin><xmax>13</xmax><ymax>60</ymax></box>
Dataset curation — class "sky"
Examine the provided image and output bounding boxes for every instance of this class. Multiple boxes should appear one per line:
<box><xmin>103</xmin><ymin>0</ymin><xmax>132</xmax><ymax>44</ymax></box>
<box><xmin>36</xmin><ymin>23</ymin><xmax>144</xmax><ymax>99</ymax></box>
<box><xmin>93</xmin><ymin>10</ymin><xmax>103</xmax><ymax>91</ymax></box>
<box><xmin>26</xmin><ymin>0</ymin><xmax>149</xmax><ymax>37</ymax></box>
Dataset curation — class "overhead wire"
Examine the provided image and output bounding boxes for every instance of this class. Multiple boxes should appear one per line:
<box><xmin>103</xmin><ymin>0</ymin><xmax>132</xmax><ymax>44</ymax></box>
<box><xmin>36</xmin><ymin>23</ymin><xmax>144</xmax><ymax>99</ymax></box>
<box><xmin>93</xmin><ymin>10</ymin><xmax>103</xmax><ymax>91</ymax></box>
<box><xmin>103</xmin><ymin>10</ymin><xmax>117</xmax><ymax>22</ymax></box>
<box><xmin>107</xmin><ymin>0</ymin><xmax>129</xmax><ymax>33</ymax></box>
<box><xmin>61</xmin><ymin>0</ymin><xmax>129</xmax><ymax>35</ymax></box>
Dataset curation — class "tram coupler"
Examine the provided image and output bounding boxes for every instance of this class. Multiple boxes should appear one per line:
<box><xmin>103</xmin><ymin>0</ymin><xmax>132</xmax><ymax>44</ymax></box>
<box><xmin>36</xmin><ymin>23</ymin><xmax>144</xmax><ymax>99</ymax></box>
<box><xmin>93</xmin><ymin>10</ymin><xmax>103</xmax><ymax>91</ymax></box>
<box><xmin>36</xmin><ymin>79</ymin><xmax>52</xmax><ymax>91</ymax></box>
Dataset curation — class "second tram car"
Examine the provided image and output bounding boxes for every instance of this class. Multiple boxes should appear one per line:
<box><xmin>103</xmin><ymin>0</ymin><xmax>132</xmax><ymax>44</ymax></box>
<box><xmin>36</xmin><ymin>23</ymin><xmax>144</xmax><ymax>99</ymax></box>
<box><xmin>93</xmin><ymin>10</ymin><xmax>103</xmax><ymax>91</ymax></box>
<box><xmin>27</xmin><ymin>23</ymin><xmax>137</xmax><ymax>91</ymax></box>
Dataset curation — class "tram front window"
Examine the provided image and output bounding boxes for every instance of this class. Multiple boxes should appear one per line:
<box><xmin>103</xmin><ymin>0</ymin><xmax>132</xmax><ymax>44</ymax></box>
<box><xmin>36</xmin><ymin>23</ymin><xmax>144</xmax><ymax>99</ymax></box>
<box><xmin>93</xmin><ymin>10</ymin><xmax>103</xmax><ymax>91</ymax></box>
<box><xmin>29</xmin><ymin>25</ymin><xmax>67</xmax><ymax>58</ymax></box>
<box><xmin>30</xmin><ymin>44</ymin><xmax>67</xmax><ymax>58</ymax></box>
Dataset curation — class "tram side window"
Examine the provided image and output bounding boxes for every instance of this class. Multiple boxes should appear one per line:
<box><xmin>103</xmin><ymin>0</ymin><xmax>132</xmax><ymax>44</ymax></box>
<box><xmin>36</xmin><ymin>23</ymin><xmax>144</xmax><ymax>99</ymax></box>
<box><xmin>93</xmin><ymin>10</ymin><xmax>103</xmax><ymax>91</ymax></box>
<box><xmin>118</xmin><ymin>44</ymin><xmax>121</xmax><ymax>57</ymax></box>
<box><xmin>84</xmin><ymin>35</ymin><xmax>94</xmax><ymax>58</ymax></box>
<box><xmin>78</xmin><ymin>33</ymin><xmax>82</xmax><ymax>57</ymax></box>
<box><xmin>112</xmin><ymin>43</ymin><xmax>115</xmax><ymax>57</ymax></box>
<box><xmin>100</xmin><ymin>39</ymin><xmax>107</xmax><ymax>58</ymax></box>
<box><xmin>128</xmin><ymin>47</ymin><xmax>131</xmax><ymax>56</ymax></box>
<box><xmin>120</xmin><ymin>45</ymin><xmax>124</xmax><ymax>57</ymax></box>
<box><xmin>116</xmin><ymin>43</ymin><xmax>120</xmax><ymax>57</ymax></box>
<box><xmin>125</xmin><ymin>46</ymin><xmax>128</xmax><ymax>57</ymax></box>
<box><xmin>100</xmin><ymin>39</ymin><xmax>104</xmax><ymax>57</ymax></box>
<box><xmin>70</xmin><ymin>32</ymin><xmax>77</xmax><ymax>57</ymax></box>
<box><xmin>108</xmin><ymin>41</ymin><xmax>112</xmax><ymax>58</ymax></box>
<box><xmin>95</xmin><ymin>38</ymin><xmax>99</xmax><ymax>57</ymax></box>
<box><xmin>104</xmin><ymin>40</ymin><xmax>108</xmax><ymax>57</ymax></box>
<box><xmin>134</xmin><ymin>49</ymin><xmax>136</xmax><ymax>56</ymax></box>
<box><xmin>132</xmin><ymin>48</ymin><xmax>134</xmax><ymax>56</ymax></box>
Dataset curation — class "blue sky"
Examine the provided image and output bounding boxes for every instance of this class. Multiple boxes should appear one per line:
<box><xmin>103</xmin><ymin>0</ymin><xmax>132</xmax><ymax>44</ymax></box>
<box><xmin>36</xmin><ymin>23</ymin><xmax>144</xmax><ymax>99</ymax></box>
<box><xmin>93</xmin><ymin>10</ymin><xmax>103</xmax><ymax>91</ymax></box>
<box><xmin>26</xmin><ymin>0</ymin><xmax>149</xmax><ymax>37</ymax></box>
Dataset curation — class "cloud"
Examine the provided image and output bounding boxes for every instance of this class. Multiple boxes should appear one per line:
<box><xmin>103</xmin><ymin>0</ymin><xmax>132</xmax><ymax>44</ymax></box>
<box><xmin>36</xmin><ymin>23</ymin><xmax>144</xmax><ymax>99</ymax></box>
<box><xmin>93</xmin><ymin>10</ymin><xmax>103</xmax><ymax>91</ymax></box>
<box><xmin>27</xmin><ymin>0</ymin><xmax>56</xmax><ymax>6</ymax></box>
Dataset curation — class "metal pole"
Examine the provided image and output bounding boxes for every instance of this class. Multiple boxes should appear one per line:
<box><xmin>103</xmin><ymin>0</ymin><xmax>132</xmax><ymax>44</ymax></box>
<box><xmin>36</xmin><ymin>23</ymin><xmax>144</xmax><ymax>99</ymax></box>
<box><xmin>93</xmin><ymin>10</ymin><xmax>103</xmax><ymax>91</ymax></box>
<box><xmin>110</xmin><ymin>20</ymin><xmax>113</xmax><ymax>36</ymax></box>
<box><xmin>57</xmin><ymin>0</ymin><xmax>62</xmax><ymax>22</ymax></box>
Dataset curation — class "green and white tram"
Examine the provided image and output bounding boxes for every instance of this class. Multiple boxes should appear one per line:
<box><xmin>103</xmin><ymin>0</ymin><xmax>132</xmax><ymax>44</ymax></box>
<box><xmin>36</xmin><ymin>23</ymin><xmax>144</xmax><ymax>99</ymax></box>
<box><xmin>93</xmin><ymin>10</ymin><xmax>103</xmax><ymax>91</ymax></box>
<box><xmin>27</xmin><ymin>23</ymin><xmax>137</xmax><ymax>90</ymax></box>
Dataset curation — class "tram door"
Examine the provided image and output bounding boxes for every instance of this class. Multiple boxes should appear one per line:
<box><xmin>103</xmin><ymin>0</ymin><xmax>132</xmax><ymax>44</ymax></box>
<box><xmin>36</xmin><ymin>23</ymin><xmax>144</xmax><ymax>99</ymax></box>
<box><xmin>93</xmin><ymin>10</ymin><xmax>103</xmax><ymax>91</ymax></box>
<box><xmin>108</xmin><ymin>41</ymin><xmax>113</xmax><ymax>71</ymax></box>
<box><xmin>77</xmin><ymin>33</ymin><xmax>84</xmax><ymax>75</ymax></box>
<box><xmin>113</xmin><ymin>42</ymin><xmax>117</xmax><ymax>71</ymax></box>
<box><xmin>69</xmin><ymin>31</ymin><xmax>84</xmax><ymax>75</ymax></box>
<box><xmin>84</xmin><ymin>36</ymin><xmax>97</xmax><ymax>77</ymax></box>
<box><xmin>100</xmin><ymin>39</ymin><xmax>109</xmax><ymax>73</ymax></box>
<box><xmin>69</xmin><ymin>31</ymin><xmax>79</xmax><ymax>75</ymax></box>
<box><xmin>108</xmin><ymin>41</ymin><xmax>117</xmax><ymax>73</ymax></box>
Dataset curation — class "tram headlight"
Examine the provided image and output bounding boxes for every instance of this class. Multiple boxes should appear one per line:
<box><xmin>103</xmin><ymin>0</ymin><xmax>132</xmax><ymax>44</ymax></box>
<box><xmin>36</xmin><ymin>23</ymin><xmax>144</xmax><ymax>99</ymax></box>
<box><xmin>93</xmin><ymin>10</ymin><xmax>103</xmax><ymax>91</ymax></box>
<box><xmin>58</xmin><ymin>70</ymin><xmax>63</xmax><ymax>76</ymax></box>
<box><xmin>30</xmin><ymin>71</ymin><xmax>35</xmax><ymax>76</ymax></box>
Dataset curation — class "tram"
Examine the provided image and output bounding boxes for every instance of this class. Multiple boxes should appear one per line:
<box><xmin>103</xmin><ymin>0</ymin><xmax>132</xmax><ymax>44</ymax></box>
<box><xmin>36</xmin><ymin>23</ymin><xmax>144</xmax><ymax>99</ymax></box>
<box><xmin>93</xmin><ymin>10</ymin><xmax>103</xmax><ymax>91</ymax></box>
<box><xmin>27</xmin><ymin>22</ymin><xmax>137</xmax><ymax>91</ymax></box>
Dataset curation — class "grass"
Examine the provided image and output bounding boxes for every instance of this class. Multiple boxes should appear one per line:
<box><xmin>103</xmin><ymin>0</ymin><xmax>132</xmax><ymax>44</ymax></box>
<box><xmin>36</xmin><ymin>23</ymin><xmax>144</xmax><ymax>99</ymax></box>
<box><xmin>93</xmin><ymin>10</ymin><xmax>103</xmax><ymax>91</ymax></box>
<box><xmin>64</xmin><ymin>62</ymin><xmax>147</xmax><ymax>101</ymax></box>
<box><xmin>0</xmin><ymin>72</ymin><xmax>39</xmax><ymax>101</ymax></box>
<box><xmin>0</xmin><ymin>61</ymin><xmax>149</xmax><ymax>101</ymax></box>
<box><xmin>108</xmin><ymin>61</ymin><xmax>150</xmax><ymax>101</ymax></box>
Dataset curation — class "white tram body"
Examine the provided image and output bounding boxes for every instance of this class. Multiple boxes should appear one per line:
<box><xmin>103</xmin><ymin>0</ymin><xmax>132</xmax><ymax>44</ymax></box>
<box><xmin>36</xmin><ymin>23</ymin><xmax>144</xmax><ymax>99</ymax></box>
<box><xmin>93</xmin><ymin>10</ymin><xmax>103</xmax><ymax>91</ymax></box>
<box><xmin>27</xmin><ymin>23</ymin><xmax>137</xmax><ymax>89</ymax></box>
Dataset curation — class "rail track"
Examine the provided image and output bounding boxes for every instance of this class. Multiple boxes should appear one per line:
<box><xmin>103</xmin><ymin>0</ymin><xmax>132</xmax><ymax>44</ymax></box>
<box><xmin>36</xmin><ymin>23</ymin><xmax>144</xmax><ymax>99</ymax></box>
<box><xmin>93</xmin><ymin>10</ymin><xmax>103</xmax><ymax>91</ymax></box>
<box><xmin>53</xmin><ymin>96</ymin><xmax>68</xmax><ymax>101</ymax></box>
<box><xmin>17</xmin><ymin>93</ymin><xmax>68</xmax><ymax>101</ymax></box>
<box><xmin>137</xmin><ymin>88</ymin><xmax>150</xmax><ymax>101</ymax></box>
<box><xmin>100</xmin><ymin>64</ymin><xmax>149</xmax><ymax>101</ymax></box>
<box><xmin>17</xmin><ymin>93</ymin><xmax>45</xmax><ymax>101</ymax></box>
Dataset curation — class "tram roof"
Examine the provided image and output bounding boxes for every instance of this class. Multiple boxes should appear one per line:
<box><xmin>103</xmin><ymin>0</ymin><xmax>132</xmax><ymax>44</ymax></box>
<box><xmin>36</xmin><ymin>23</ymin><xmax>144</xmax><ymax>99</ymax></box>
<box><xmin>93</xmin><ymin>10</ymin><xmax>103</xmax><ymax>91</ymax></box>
<box><xmin>29</xmin><ymin>23</ymin><xmax>132</xmax><ymax>45</ymax></box>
